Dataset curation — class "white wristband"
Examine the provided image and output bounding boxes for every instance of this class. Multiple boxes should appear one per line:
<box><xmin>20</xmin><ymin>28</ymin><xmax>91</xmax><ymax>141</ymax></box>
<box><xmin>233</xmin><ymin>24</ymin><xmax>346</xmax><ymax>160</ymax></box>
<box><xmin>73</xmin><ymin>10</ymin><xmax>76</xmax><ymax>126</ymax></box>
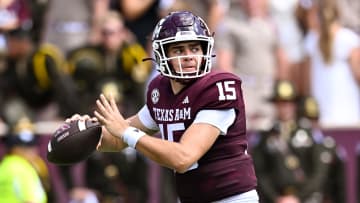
<box><xmin>122</xmin><ymin>127</ymin><xmax>146</xmax><ymax>148</ymax></box>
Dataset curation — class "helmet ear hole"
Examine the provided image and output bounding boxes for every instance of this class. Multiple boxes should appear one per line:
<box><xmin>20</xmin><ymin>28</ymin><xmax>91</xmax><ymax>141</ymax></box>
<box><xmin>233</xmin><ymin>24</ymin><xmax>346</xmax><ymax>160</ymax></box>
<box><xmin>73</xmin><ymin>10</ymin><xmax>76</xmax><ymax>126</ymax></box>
<box><xmin>163</xmin><ymin>44</ymin><xmax>170</xmax><ymax>56</ymax></box>
<box><xmin>200</xmin><ymin>41</ymin><xmax>208</xmax><ymax>57</ymax></box>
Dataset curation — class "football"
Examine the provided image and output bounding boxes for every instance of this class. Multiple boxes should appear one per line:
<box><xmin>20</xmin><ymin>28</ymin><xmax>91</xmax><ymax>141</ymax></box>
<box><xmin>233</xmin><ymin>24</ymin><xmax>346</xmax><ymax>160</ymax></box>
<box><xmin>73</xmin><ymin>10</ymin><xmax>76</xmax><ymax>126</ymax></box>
<box><xmin>47</xmin><ymin>119</ymin><xmax>102</xmax><ymax>165</ymax></box>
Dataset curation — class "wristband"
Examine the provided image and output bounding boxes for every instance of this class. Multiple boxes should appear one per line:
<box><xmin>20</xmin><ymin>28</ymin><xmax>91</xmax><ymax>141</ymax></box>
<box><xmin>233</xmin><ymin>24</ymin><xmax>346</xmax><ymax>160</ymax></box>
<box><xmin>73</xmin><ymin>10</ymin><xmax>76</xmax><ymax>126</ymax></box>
<box><xmin>122</xmin><ymin>127</ymin><xmax>146</xmax><ymax>148</ymax></box>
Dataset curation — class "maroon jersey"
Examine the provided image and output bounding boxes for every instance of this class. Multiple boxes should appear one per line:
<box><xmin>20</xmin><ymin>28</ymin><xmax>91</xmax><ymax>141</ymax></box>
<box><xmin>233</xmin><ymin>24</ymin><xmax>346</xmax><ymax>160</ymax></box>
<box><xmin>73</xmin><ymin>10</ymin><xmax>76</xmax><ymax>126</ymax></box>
<box><xmin>146</xmin><ymin>70</ymin><xmax>257</xmax><ymax>202</ymax></box>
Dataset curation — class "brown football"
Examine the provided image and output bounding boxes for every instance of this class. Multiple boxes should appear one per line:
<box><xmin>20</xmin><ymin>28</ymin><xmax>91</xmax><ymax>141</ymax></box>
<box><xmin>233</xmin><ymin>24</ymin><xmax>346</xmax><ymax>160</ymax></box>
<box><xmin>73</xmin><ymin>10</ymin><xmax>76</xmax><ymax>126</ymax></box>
<box><xmin>47</xmin><ymin>119</ymin><xmax>102</xmax><ymax>165</ymax></box>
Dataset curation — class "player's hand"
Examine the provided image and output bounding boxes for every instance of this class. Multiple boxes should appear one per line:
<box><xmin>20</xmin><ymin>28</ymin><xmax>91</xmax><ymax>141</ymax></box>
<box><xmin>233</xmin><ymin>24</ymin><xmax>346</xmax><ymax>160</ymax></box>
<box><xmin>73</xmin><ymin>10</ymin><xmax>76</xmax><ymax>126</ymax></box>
<box><xmin>94</xmin><ymin>94</ymin><xmax>129</xmax><ymax>139</ymax></box>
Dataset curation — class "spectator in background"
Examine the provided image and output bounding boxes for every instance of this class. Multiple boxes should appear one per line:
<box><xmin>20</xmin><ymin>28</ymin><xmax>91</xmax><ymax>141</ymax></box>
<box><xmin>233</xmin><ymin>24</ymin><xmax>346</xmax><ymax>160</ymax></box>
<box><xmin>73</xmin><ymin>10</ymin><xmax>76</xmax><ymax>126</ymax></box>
<box><xmin>0</xmin><ymin>27</ymin><xmax>76</xmax><ymax>123</ymax></box>
<box><xmin>65</xmin><ymin>10</ymin><xmax>151</xmax><ymax>116</ymax></box>
<box><xmin>268</xmin><ymin>0</ymin><xmax>305</xmax><ymax>92</ymax></box>
<box><xmin>302</xmin><ymin>0</ymin><xmax>360</xmax><ymax>127</ymax></box>
<box><xmin>63</xmin><ymin>11</ymin><xmax>151</xmax><ymax>203</ymax></box>
<box><xmin>111</xmin><ymin>0</ymin><xmax>160</xmax><ymax>50</ymax></box>
<box><xmin>0</xmin><ymin>116</ymin><xmax>50</xmax><ymax>203</ymax></box>
<box><xmin>42</xmin><ymin>0</ymin><xmax>101</xmax><ymax>53</ymax></box>
<box><xmin>161</xmin><ymin>0</ymin><xmax>226</xmax><ymax>32</ymax></box>
<box><xmin>0</xmin><ymin>0</ymin><xmax>32</xmax><ymax>53</ymax></box>
<box><xmin>28</xmin><ymin>0</ymin><xmax>50</xmax><ymax>45</ymax></box>
<box><xmin>297</xmin><ymin>96</ymin><xmax>346</xmax><ymax>203</ymax></box>
<box><xmin>215</xmin><ymin>0</ymin><xmax>290</xmax><ymax>131</ymax></box>
<box><xmin>251</xmin><ymin>80</ymin><xmax>333</xmax><ymax>203</ymax></box>
<box><xmin>295</xmin><ymin>0</ymin><xmax>317</xmax><ymax>36</ymax></box>
<box><xmin>294</xmin><ymin>0</ymin><xmax>319</xmax><ymax>96</ymax></box>
<box><xmin>336</xmin><ymin>0</ymin><xmax>360</xmax><ymax>34</ymax></box>
<box><xmin>88</xmin><ymin>0</ymin><xmax>112</xmax><ymax>45</ymax></box>
<box><xmin>0</xmin><ymin>28</ymin><xmax>34</xmax><ymax>123</ymax></box>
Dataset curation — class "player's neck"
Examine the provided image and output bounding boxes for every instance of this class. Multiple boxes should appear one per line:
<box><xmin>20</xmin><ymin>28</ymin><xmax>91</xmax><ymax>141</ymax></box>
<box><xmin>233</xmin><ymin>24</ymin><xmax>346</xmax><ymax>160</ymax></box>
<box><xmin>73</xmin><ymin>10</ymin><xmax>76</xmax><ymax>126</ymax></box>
<box><xmin>170</xmin><ymin>79</ymin><xmax>186</xmax><ymax>95</ymax></box>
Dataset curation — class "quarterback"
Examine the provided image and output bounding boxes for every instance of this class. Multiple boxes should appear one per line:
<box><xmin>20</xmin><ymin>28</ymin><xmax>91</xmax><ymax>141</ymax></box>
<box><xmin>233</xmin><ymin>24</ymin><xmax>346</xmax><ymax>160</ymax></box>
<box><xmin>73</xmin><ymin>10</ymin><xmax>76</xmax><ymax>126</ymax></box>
<box><xmin>69</xmin><ymin>11</ymin><xmax>259</xmax><ymax>203</ymax></box>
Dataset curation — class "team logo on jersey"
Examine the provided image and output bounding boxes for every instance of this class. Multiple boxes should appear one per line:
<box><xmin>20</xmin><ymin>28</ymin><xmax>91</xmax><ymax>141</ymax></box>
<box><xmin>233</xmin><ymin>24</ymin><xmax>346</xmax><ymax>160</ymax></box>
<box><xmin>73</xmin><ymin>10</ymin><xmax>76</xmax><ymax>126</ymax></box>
<box><xmin>151</xmin><ymin>88</ymin><xmax>160</xmax><ymax>104</ymax></box>
<box><xmin>182</xmin><ymin>96</ymin><xmax>189</xmax><ymax>104</ymax></box>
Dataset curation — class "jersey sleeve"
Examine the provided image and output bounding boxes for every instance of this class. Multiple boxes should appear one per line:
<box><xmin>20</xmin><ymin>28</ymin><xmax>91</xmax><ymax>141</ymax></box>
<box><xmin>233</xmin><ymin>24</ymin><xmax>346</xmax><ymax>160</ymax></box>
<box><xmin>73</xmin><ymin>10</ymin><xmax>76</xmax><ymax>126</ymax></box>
<box><xmin>193</xmin><ymin>108</ymin><xmax>236</xmax><ymax>135</ymax></box>
<box><xmin>138</xmin><ymin>105</ymin><xmax>159</xmax><ymax>131</ymax></box>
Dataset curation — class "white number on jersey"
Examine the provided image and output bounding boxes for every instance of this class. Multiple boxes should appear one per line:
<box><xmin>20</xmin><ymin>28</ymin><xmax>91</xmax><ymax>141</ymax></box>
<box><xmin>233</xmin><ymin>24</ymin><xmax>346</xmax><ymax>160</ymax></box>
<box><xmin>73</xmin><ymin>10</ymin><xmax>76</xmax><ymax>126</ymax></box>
<box><xmin>216</xmin><ymin>81</ymin><xmax>236</xmax><ymax>101</ymax></box>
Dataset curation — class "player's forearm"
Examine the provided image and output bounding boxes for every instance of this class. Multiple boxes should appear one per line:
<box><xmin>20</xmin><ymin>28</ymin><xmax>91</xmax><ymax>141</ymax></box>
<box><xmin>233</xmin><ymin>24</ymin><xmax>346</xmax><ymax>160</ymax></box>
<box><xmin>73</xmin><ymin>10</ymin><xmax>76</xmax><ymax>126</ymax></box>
<box><xmin>127</xmin><ymin>114</ymin><xmax>158</xmax><ymax>135</ymax></box>
<box><xmin>135</xmin><ymin>135</ymin><xmax>196</xmax><ymax>173</ymax></box>
<box><xmin>97</xmin><ymin>127</ymin><xmax>128</xmax><ymax>152</ymax></box>
<box><xmin>99</xmin><ymin>123</ymin><xmax>181</xmax><ymax>167</ymax></box>
<box><xmin>124</xmin><ymin>115</ymin><xmax>196</xmax><ymax>172</ymax></box>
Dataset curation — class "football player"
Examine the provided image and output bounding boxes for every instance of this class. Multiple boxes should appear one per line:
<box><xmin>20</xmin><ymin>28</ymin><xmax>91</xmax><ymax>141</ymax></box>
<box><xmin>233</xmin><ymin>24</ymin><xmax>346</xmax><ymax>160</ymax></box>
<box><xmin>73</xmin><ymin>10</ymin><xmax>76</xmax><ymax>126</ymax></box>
<box><xmin>69</xmin><ymin>11</ymin><xmax>259</xmax><ymax>203</ymax></box>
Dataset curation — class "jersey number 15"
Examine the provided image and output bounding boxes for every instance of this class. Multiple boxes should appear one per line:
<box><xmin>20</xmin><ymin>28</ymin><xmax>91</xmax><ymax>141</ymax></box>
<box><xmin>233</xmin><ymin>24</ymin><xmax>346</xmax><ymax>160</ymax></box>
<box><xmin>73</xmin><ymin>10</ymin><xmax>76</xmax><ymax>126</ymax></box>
<box><xmin>216</xmin><ymin>81</ymin><xmax>237</xmax><ymax>101</ymax></box>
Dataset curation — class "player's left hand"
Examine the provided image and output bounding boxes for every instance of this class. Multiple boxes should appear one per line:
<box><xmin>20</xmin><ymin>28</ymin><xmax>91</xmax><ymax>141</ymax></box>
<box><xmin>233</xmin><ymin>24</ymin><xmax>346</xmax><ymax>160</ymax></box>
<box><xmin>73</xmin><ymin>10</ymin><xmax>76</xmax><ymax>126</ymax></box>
<box><xmin>94</xmin><ymin>94</ymin><xmax>129</xmax><ymax>139</ymax></box>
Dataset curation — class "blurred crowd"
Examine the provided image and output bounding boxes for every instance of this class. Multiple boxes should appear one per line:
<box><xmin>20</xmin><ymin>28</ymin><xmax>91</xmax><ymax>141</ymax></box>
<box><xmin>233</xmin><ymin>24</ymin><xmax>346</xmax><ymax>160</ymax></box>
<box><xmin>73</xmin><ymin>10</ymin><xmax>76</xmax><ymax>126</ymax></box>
<box><xmin>0</xmin><ymin>0</ymin><xmax>359</xmax><ymax>203</ymax></box>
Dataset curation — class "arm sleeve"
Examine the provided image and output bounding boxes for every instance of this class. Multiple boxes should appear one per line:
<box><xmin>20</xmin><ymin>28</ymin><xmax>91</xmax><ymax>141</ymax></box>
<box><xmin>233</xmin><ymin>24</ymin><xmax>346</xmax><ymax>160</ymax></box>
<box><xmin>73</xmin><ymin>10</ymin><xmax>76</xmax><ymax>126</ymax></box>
<box><xmin>193</xmin><ymin>108</ymin><xmax>236</xmax><ymax>135</ymax></box>
<box><xmin>137</xmin><ymin>105</ymin><xmax>159</xmax><ymax>131</ymax></box>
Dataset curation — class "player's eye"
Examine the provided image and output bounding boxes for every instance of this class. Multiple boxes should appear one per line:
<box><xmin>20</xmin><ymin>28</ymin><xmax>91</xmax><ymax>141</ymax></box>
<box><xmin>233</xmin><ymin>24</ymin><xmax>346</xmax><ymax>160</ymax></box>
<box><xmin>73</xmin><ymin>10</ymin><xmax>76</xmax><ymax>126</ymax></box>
<box><xmin>174</xmin><ymin>49</ymin><xmax>183</xmax><ymax>55</ymax></box>
<box><xmin>191</xmin><ymin>47</ymin><xmax>201</xmax><ymax>53</ymax></box>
